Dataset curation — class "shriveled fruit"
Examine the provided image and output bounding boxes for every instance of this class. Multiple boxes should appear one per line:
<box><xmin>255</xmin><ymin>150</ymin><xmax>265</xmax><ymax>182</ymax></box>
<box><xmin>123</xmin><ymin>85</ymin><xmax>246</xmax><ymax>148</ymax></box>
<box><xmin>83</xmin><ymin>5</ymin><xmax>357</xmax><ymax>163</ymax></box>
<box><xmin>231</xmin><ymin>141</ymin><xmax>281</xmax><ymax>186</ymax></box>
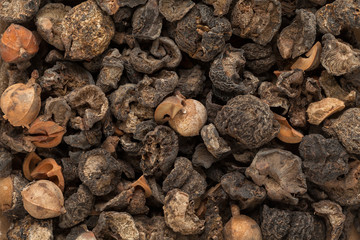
<box><xmin>0</xmin><ymin>71</ymin><xmax>41</xmax><ymax>128</ymax></box>
<box><xmin>21</xmin><ymin>180</ymin><xmax>66</xmax><ymax>219</ymax></box>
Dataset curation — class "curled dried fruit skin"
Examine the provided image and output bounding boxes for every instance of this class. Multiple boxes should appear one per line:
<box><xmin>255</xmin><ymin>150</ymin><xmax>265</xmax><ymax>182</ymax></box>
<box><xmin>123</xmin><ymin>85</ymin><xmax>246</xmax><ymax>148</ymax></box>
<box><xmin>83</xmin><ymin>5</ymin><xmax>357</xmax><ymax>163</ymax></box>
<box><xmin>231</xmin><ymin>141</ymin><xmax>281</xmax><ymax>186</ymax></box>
<box><xmin>21</xmin><ymin>180</ymin><xmax>66</xmax><ymax>219</ymax></box>
<box><xmin>131</xmin><ymin>175</ymin><xmax>152</xmax><ymax>198</ymax></box>
<box><xmin>0</xmin><ymin>71</ymin><xmax>41</xmax><ymax>128</ymax></box>
<box><xmin>154</xmin><ymin>93</ymin><xmax>186</xmax><ymax>124</ymax></box>
<box><xmin>30</xmin><ymin>158</ymin><xmax>65</xmax><ymax>192</ymax></box>
<box><xmin>23</xmin><ymin>152</ymin><xmax>42</xmax><ymax>180</ymax></box>
<box><xmin>291</xmin><ymin>42</ymin><xmax>322</xmax><ymax>71</ymax></box>
<box><xmin>169</xmin><ymin>99</ymin><xmax>207</xmax><ymax>137</ymax></box>
<box><xmin>0</xmin><ymin>24</ymin><xmax>39</xmax><ymax>63</ymax></box>
<box><xmin>274</xmin><ymin>113</ymin><xmax>303</xmax><ymax>144</ymax></box>
<box><xmin>24</xmin><ymin>117</ymin><xmax>66</xmax><ymax>148</ymax></box>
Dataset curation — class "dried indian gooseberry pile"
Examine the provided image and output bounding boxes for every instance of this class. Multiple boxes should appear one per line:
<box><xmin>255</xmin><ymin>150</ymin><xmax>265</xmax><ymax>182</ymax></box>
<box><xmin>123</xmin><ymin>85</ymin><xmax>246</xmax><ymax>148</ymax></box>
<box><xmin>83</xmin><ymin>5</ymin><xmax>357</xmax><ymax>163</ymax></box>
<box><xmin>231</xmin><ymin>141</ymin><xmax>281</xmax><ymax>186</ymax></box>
<box><xmin>1</xmin><ymin>0</ymin><xmax>360</xmax><ymax>239</ymax></box>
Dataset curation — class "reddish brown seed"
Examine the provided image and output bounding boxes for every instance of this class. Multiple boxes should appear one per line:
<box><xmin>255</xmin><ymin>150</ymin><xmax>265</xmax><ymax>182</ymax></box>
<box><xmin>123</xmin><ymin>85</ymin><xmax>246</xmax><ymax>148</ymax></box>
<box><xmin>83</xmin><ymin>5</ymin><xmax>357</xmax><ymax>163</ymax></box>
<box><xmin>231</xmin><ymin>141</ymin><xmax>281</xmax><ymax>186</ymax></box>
<box><xmin>30</xmin><ymin>158</ymin><xmax>65</xmax><ymax>192</ymax></box>
<box><xmin>0</xmin><ymin>24</ymin><xmax>39</xmax><ymax>63</ymax></box>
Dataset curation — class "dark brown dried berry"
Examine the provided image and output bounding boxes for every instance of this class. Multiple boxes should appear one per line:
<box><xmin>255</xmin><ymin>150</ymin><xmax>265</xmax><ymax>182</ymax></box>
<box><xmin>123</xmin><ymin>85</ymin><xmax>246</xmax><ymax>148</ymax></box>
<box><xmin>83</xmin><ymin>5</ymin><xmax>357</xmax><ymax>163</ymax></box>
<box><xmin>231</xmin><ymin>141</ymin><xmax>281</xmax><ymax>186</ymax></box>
<box><xmin>61</xmin><ymin>0</ymin><xmax>115</xmax><ymax>60</ymax></box>
<box><xmin>299</xmin><ymin>134</ymin><xmax>349</xmax><ymax>185</ymax></box>
<box><xmin>277</xmin><ymin>9</ymin><xmax>316</xmax><ymax>59</ymax></box>
<box><xmin>221</xmin><ymin>171</ymin><xmax>266</xmax><ymax>210</ymax></box>
<box><xmin>231</xmin><ymin>0</ymin><xmax>281</xmax><ymax>45</ymax></box>
<box><xmin>321</xmin><ymin>33</ymin><xmax>360</xmax><ymax>76</ymax></box>
<box><xmin>0</xmin><ymin>0</ymin><xmax>40</xmax><ymax>23</ymax></box>
<box><xmin>7</xmin><ymin>215</ymin><xmax>53</xmax><ymax>240</ymax></box>
<box><xmin>215</xmin><ymin>95</ymin><xmax>280</xmax><ymax>149</ymax></box>
<box><xmin>209</xmin><ymin>44</ymin><xmax>259</xmax><ymax>100</ymax></box>
<box><xmin>241</xmin><ymin>43</ymin><xmax>276</xmax><ymax>74</ymax></box>
<box><xmin>132</xmin><ymin>0</ymin><xmax>162</xmax><ymax>40</ymax></box>
<box><xmin>35</xmin><ymin>3</ymin><xmax>71</xmax><ymax>51</ymax></box>
<box><xmin>159</xmin><ymin>0</ymin><xmax>195</xmax><ymax>22</ymax></box>
<box><xmin>59</xmin><ymin>184</ymin><xmax>94</xmax><ymax>228</ymax></box>
<box><xmin>78</xmin><ymin>148</ymin><xmax>121</xmax><ymax>196</ymax></box>
<box><xmin>140</xmin><ymin>126</ymin><xmax>178</xmax><ymax>176</ymax></box>
<box><xmin>163</xmin><ymin>189</ymin><xmax>205</xmax><ymax>235</ymax></box>
<box><xmin>175</xmin><ymin>3</ymin><xmax>232</xmax><ymax>62</ymax></box>
<box><xmin>200</xmin><ymin>123</ymin><xmax>231</xmax><ymax>159</ymax></box>
<box><xmin>162</xmin><ymin>157</ymin><xmax>207</xmax><ymax>199</ymax></box>
<box><xmin>246</xmin><ymin>148</ymin><xmax>307</xmax><ymax>205</ymax></box>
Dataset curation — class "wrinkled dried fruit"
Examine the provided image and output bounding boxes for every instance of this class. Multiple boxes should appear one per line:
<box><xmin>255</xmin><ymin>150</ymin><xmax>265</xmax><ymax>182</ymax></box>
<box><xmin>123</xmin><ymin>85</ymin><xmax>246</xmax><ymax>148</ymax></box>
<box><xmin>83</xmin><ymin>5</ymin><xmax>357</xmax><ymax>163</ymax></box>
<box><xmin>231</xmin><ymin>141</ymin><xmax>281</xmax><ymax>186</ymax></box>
<box><xmin>21</xmin><ymin>180</ymin><xmax>66</xmax><ymax>219</ymax></box>
<box><xmin>61</xmin><ymin>0</ymin><xmax>115</xmax><ymax>60</ymax></box>
<box><xmin>169</xmin><ymin>99</ymin><xmax>207</xmax><ymax>137</ymax></box>
<box><xmin>0</xmin><ymin>24</ymin><xmax>39</xmax><ymax>63</ymax></box>
<box><xmin>0</xmin><ymin>71</ymin><xmax>41</xmax><ymax>128</ymax></box>
<box><xmin>215</xmin><ymin>95</ymin><xmax>280</xmax><ymax>149</ymax></box>
<box><xmin>223</xmin><ymin>205</ymin><xmax>262</xmax><ymax>240</ymax></box>
<box><xmin>246</xmin><ymin>148</ymin><xmax>307</xmax><ymax>205</ymax></box>
<box><xmin>163</xmin><ymin>189</ymin><xmax>205</xmax><ymax>235</ymax></box>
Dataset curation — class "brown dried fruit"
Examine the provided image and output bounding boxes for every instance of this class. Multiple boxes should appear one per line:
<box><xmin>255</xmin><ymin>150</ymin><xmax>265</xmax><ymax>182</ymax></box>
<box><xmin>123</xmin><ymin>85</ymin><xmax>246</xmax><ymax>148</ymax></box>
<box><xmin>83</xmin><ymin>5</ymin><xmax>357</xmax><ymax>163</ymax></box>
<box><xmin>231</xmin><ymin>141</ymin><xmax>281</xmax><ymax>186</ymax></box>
<box><xmin>215</xmin><ymin>95</ymin><xmax>280</xmax><ymax>149</ymax></box>
<box><xmin>223</xmin><ymin>204</ymin><xmax>262</xmax><ymax>240</ymax></box>
<box><xmin>307</xmin><ymin>98</ymin><xmax>345</xmax><ymax>125</ymax></box>
<box><xmin>154</xmin><ymin>93</ymin><xmax>186</xmax><ymax>124</ymax></box>
<box><xmin>274</xmin><ymin>113</ymin><xmax>303</xmax><ymax>144</ymax></box>
<box><xmin>291</xmin><ymin>42</ymin><xmax>322</xmax><ymax>71</ymax></box>
<box><xmin>169</xmin><ymin>99</ymin><xmax>207</xmax><ymax>137</ymax></box>
<box><xmin>35</xmin><ymin>3</ymin><xmax>71</xmax><ymax>51</ymax></box>
<box><xmin>312</xmin><ymin>200</ymin><xmax>345</xmax><ymax>240</ymax></box>
<box><xmin>246</xmin><ymin>148</ymin><xmax>307</xmax><ymax>205</ymax></box>
<box><xmin>22</xmin><ymin>151</ymin><xmax>42</xmax><ymax>181</ymax></box>
<box><xmin>231</xmin><ymin>0</ymin><xmax>281</xmax><ymax>45</ymax></box>
<box><xmin>163</xmin><ymin>189</ymin><xmax>205</xmax><ymax>235</ymax></box>
<box><xmin>61</xmin><ymin>0</ymin><xmax>115</xmax><ymax>60</ymax></box>
<box><xmin>0</xmin><ymin>176</ymin><xmax>13</xmax><ymax>212</ymax></box>
<box><xmin>159</xmin><ymin>0</ymin><xmax>195</xmax><ymax>22</ymax></box>
<box><xmin>24</xmin><ymin>117</ymin><xmax>66</xmax><ymax>148</ymax></box>
<box><xmin>0</xmin><ymin>71</ymin><xmax>41</xmax><ymax>128</ymax></box>
<box><xmin>21</xmin><ymin>179</ymin><xmax>66</xmax><ymax>219</ymax></box>
<box><xmin>30</xmin><ymin>158</ymin><xmax>65</xmax><ymax>192</ymax></box>
<box><xmin>0</xmin><ymin>24</ymin><xmax>39</xmax><ymax>63</ymax></box>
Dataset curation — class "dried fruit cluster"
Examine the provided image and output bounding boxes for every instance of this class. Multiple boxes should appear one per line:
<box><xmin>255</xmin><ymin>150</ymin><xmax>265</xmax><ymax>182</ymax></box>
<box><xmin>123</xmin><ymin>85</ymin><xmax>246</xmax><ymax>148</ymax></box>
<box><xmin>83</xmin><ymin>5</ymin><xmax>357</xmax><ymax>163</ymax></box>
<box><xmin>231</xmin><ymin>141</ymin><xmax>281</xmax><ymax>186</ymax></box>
<box><xmin>1</xmin><ymin>0</ymin><xmax>360</xmax><ymax>239</ymax></box>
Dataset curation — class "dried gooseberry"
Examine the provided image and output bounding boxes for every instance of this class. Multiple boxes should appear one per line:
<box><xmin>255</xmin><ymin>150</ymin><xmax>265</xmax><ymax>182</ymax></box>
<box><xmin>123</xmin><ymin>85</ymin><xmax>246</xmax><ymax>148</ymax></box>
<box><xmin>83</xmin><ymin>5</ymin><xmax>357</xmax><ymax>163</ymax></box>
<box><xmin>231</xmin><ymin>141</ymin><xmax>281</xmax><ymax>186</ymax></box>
<box><xmin>21</xmin><ymin>180</ymin><xmax>66</xmax><ymax>219</ymax></box>
<box><xmin>223</xmin><ymin>204</ymin><xmax>262</xmax><ymax>240</ymax></box>
<box><xmin>168</xmin><ymin>99</ymin><xmax>207</xmax><ymax>137</ymax></box>
<box><xmin>0</xmin><ymin>71</ymin><xmax>41</xmax><ymax>128</ymax></box>
<box><xmin>0</xmin><ymin>176</ymin><xmax>13</xmax><ymax>212</ymax></box>
<box><xmin>0</xmin><ymin>24</ymin><xmax>39</xmax><ymax>63</ymax></box>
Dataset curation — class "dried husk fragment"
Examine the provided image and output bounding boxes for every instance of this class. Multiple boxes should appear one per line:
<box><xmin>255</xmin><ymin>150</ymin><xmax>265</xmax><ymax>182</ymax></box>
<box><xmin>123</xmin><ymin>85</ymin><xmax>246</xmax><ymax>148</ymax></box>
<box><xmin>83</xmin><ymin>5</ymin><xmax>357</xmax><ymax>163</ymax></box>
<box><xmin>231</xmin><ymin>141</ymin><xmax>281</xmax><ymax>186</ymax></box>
<box><xmin>307</xmin><ymin>98</ymin><xmax>345</xmax><ymax>125</ymax></box>
<box><xmin>23</xmin><ymin>152</ymin><xmax>42</xmax><ymax>181</ymax></box>
<box><xmin>154</xmin><ymin>93</ymin><xmax>186</xmax><ymax>124</ymax></box>
<box><xmin>21</xmin><ymin>180</ymin><xmax>66</xmax><ymax>219</ymax></box>
<box><xmin>274</xmin><ymin>113</ymin><xmax>303</xmax><ymax>144</ymax></box>
<box><xmin>30</xmin><ymin>158</ymin><xmax>65</xmax><ymax>192</ymax></box>
<box><xmin>131</xmin><ymin>175</ymin><xmax>152</xmax><ymax>198</ymax></box>
<box><xmin>291</xmin><ymin>42</ymin><xmax>322</xmax><ymax>71</ymax></box>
